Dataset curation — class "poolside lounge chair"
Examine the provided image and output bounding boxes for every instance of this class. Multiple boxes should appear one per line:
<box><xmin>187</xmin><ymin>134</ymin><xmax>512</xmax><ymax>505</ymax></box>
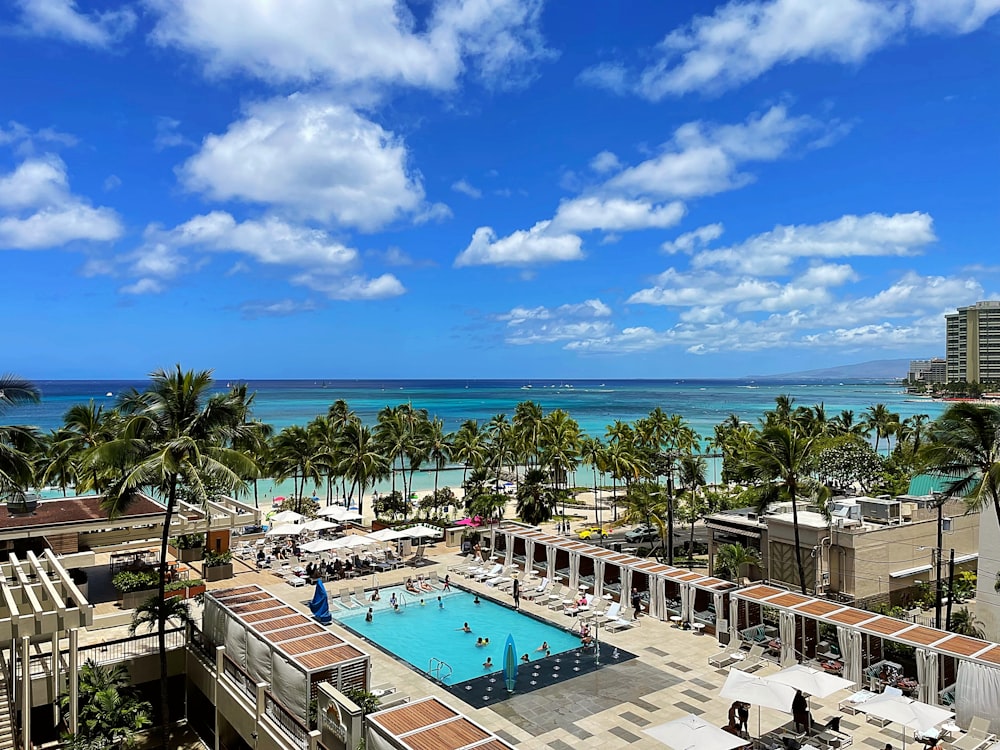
<box><xmin>497</xmin><ymin>572</ymin><xmax>524</xmax><ymax>591</ymax></box>
<box><xmin>351</xmin><ymin>585</ymin><xmax>367</xmax><ymax>605</ymax></box>
<box><xmin>735</xmin><ymin>644</ymin><xmax>766</xmax><ymax>672</ymax></box>
<box><xmin>339</xmin><ymin>588</ymin><xmax>359</xmax><ymax>609</ymax></box>
<box><xmin>564</xmin><ymin>594</ymin><xmax>593</xmax><ymax>616</ymax></box>
<box><xmin>408</xmin><ymin>545</ymin><xmax>426</xmax><ymax>565</ymax></box>
<box><xmin>605</xmin><ymin>609</ymin><xmax>637</xmax><ymax>631</ymax></box>
<box><xmin>486</xmin><ymin>566</ymin><xmax>515</xmax><ymax>587</ymax></box>
<box><xmin>544</xmin><ymin>583</ymin><xmax>565</xmax><ymax>606</ymax></box>
<box><xmin>952</xmin><ymin>718</ymin><xmax>998</xmax><ymax>750</ymax></box>
<box><xmin>523</xmin><ymin>578</ymin><xmax>550</xmax><ymax>600</ymax></box>
<box><xmin>596</xmin><ymin>602</ymin><xmax>622</xmax><ymax>624</ymax></box>
<box><xmin>427</xmin><ymin>571</ymin><xmax>442</xmax><ymax>588</ymax></box>
<box><xmin>286</xmin><ymin>573</ymin><xmax>306</xmax><ymax>587</ymax></box>
<box><xmin>474</xmin><ymin>564</ymin><xmax>503</xmax><ymax>582</ymax></box>
<box><xmin>709</xmin><ymin>642</ymin><xmax>746</xmax><ymax>668</ymax></box>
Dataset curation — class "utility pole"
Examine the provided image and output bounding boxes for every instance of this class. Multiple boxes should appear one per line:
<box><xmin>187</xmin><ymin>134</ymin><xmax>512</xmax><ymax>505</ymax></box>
<box><xmin>945</xmin><ymin>548</ymin><xmax>956</xmax><ymax>632</ymax></box>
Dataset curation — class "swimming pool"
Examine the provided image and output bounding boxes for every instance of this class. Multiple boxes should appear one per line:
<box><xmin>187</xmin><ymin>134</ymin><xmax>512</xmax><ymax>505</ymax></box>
<box><xmin>331</xmin><ymin>585</ymin><xmax>582</xmax><ymax>683</ymax></box>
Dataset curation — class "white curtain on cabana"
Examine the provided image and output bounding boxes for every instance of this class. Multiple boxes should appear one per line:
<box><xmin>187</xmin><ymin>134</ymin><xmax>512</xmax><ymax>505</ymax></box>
<box><xmin>956</xmin><ymin>661</ymin><xmax>1000</xmax><ymax>732</ymax></box>
<box><xmin>224</xmin><ymin>618</ymin><xmax>248</xmax><ymax>668</ymax></box>
<box><xmin>546</xmin><ymin>545</ymin><xmax>557</xmax><ymax>581</ymax></box>
<box><xmin>594</xmin><ymin>559</ymin><xmax>605</xmax><ymax>599</ymax></box>
<box><xmin>779</xmin><ymin>611</ymin><xmax>796</xmax><ymax>667</ymax></box>
<box><xmin>569</xmin><ymin>552</ymin><xmax>580</xmax><ymax>591</ymax></box>
<box><xmin>714</xmin><ymin>592</ymin><xmax>725</xmax><ymax>635</ymax></box>
<box><xmin>272</xmin><ymin>654</ymin><xmax>309</xmax><ymax>720</ymax></box>
<box><xmin>729</xmin><ymin>597</ymin><xmax>740</xmax><ymax>644</ymax></box>
<box><xmin>504</xmin><ymin>533</ymin><xmax>514</xmax><ymax>568</ymax></box>
<box><xmin>246</xmin><ymin>633</ymin><xmax>273</xmax><ymax>685</ymax></box>
<box><xmin>837</xmin><ymin>626</ymin><xmax>862</xmax><ymax>689</ymax></box>
<box><xmin>916</xmin><ymin>648</ymin><xmax>939</xmax><ymax>706</ymax></box>
<box><xmin>525</xmin><ymin>539</ymin><xmax>535</xmax><ymax>575</ymax></box>
<box><xmin>685</xmin><ymin>585</ymin><xmax>697</xmax><ymax>624</ymax></box>
<box><xmin>679</xmin><ymin>584</ymin><xmax>691</xmax><ymax>622</ymax></box>
<box><xmin>620</xmin><ymin>567</ymin><xmax>633</xmax><ymax>609</ymax></box>
<box><xmin>651</xmin><ymin>576</ymin><xmax>666</xmax><ymax>620</ymax></box>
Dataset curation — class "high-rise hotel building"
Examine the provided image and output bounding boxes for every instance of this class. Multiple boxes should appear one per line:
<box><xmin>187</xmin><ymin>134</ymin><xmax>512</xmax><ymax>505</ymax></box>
<box><xmin>946</xmin><ymin>301</ymin><xmax>1000</xmax><ymax>383</ymax></box>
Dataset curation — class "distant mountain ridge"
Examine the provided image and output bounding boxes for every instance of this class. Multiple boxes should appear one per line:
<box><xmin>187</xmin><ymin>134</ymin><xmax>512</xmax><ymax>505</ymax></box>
<box><xmin>748</xmin><ymin>358</ymin><xmax>912</xmax><ymax>380</ymax></box>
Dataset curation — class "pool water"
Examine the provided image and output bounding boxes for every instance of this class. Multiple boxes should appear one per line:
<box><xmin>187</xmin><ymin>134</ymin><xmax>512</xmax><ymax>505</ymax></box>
<box><xmin>332</xmin><ymin>585</ymin><xmax>582</xmax><ymax>683</ymax></box>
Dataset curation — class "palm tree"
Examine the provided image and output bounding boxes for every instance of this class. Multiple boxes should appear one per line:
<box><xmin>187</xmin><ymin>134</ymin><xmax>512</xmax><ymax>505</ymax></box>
<box><xmin>621</xmin><ymin>481</ymin><xmax>667</xmax><ymax>559</ymax></box>
<box><xmin>426</xmin><ymin>418</ymin><xmax>452</xmax><ymax>497</ymax></box>
<box><xmin>540</xmin><ymin>410</ymin><xmax>581</xmax><ymax>532</ymax></box>
<box><xmin>0</xmin><ymin>374</ymin><xmax>41</xmax><ymax>502</ymax></box>
<box><xmin>580</xmin><ymin>436</ymin><xmax>605</xmax><ymax>529</ymax></box>
<box><xmin>89</xmin><ymin>366</ymin><xmax>257</xmax><ymax>749</ymax></box>
<box><xmin>640</xmin><ymin>409</ymin><xmax>698</xmax><ymax>565</ymax></box>
<box><xmin>513</xmin><ymin>400</ymin><xmax>545</xmax><ymax>467</ymax></box>
<box><xmin>130</xmin><ymin>594</ymin><xmax>195</xmax><ymax>635</ymax></box>
<box><xmin>948</xmin><ymin>607</ymin><xmax>985</xmax><ymax>638</ymax></box>
<box><xmin>863</xmin><ymin>403</ymin><xmax>899</xmax><ymax>455</ymax></box>
<box><xmin>270</xmin><ymin>425</ymin><xmax>322</xmax><ymax>502</ymax></box>
<box><xmin>921</xmin><ymin>403</ymin><xmax>1000</xmax><ymax>530</ymax></box>
<box><xmin>516</xmin><ymin>468</ymin><xmax>556</xmax><ymax>526</ymax></box>
<box><xmin>452</xmin><ymin>420</ymin><xmax>485</xmax><ymax>486</ymax></box>
<box><xmin>60</xmin><ymin>660</ymin><xmax>152</xmax><ymax>750</ymax></box>
<box><xmin>714</xmin><ymin>543</ymin><xmax>762</xmax><ymax>582</ymax></box>
<box><xmin>337</xmin><ymin>420</ymin><xmax>389</xmax><ymax>517</ymax></box>
<box><xmin>741</xmin><ymin>424</ymin><xmax>822</xmax><ymax>594</ymax></box>
<box><xmin>677</xmin><ymin>454</ymin><xmax>707</xmax><ymax>567</ymax></box>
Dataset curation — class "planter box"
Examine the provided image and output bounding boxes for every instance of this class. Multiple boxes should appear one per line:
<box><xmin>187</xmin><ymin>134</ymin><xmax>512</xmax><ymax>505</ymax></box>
<box><xmin>205</xmin><ymin>563</ymin><xmax>234</xmax><ymax>582</ymax></box>
<box><xmin>165</xmin><ymin>589</ymin><xmax>185</xmax><ymax>599</ymax></box>
<box><xmin>187</xmin><ymin>583</ymin><xmax>207</xmax><ymax>598</ymax></box>
<box><xmin>122</xmin><ymin>588</ymin><xmax>159</xmax><ymax>610</ymax></box>
<box><xmin>168</xmin><ymin>545</ymin><xmax>203</xmax><ymax>563</ymax></box>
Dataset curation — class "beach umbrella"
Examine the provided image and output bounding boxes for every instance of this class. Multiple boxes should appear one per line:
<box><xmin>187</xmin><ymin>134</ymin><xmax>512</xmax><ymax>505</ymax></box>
<box><xmin>769</xmin><ymin>664</ymin><xmax>855</xmax><ymax>698</ymax></box>
<box><xmin>301</xmin><ymin>518</ymin><xmax>338</xmax><ymax>532</ymax></box>
<box><xmin>859</xmin><ymin>694</ymin><xmax>953</xmax><ymax>750</ymax></box>
<box><xmin>333</xmin><ymin>535</ymin><xmax>374</xmax><ymax>550</ymax></box>
<box><xmin>721</xmin><ymin>668</ymin><xmax>796</xmax><ymax>736</ymax></box>
<box><xmin>273</xmin><ymin>496</ymin><xmax>286</xmax><ymax>503</ymax></box>
<box><xmin>645</xmin><ymin>715</ymin><xmax>749</xmax><ymax>750</ymax></box>
<box><xmin>265</xmin><ymin>524</ymin><xmax>303</xmax><ymax>536</ymax></box>
<box><xmin>271</xmin><ymin>510</ymin><xmax>305</xmax><ymax>524</ymax></box>
<box><xmin>308</xmin><ymin>579</ymin><xmax>332</xmax><ymax>625</ymax></box>
<box><xmin>318</xmin><ymin>506</ymin><xmax>363</xmax><ymax>522</ymax></box>
<box><xmin>368</xmin><ymin>528</ymin><xmax>408</xmax><ymax>542</ymax></box>
<box><xmin>503</xmin><ymin>634</ymin><xmax>517</xmax><ymax>693</ymax></box>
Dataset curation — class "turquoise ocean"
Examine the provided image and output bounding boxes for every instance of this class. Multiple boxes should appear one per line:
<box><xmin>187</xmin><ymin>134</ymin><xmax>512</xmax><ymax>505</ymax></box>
<box><xmin>7</xmin><ymin>379</ymin><xmax>943</xmax><ymax>501</ymax></box>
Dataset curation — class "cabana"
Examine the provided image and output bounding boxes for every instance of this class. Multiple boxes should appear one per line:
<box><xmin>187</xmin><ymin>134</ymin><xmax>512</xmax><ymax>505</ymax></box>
<box><xmin>733</xmin><ymin>584</ymin><xmax>1000</xmax><ymax>731</ymax></box>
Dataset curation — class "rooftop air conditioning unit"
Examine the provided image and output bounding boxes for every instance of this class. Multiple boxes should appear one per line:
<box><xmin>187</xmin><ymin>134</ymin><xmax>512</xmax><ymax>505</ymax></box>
<box><xmin>859</xmin><ymin>498</ymin><xmax>901</xmax><ymax>524</ymax></box>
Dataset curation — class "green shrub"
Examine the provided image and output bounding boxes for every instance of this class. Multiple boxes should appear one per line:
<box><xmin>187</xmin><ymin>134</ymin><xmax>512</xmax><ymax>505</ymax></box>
<box><xmin>164</xmin><ymin>578</ymin><xmax>204</xmax><ymax>593</ymax></box>
<box><xmin>204</xmin><ymin>550</ymin><xmax>232</xmax><ymax>567</ymax></box>
<box><xmin>112</xmin><ymin>570</ymin><xmax>159</xmax><ymax>594</ymax></box>
<box><xmin>170</xmin><ymin>534</ymin><xmax>204</xmax><ymax>550</ymax></box>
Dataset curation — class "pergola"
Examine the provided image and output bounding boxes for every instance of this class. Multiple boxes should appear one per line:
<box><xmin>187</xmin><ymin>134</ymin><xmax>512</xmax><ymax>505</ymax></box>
<box><xmin>732</xmin><ymin>584</ymin><xmax>1000</xmax><ymax>727</ymax></box>
<box><xmin>494</xmin><ymin>525</ymin><xmax>738</xmax><ymax>633</ymax></box>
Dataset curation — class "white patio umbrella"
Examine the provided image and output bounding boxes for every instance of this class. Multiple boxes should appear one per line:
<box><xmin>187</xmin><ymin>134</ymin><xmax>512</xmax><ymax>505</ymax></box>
<box><xmin>318</xmin><ymin>506</ymin><xmax>363</xmax><ymax>522</ymax></box>
<box><xmin>300</xmin><ymin>538</ymin><xmax>339</xmax><ymax>553</ymax></box>
<box><xmin>769</xmin><ymin>664</ymin><xmax>856</xmax><ymax>698</ymax></box>
<box><xmin>720</xmin><ymin>668</ymin><xmax>796</xmax><ymax>736</ymax></box>
<box><xmin>333</xmin><ymin>535</ymin><xmax>374</xmax><ymax>549</ymax></box>
<box><xmin>859</xmin><ymin>694</ymin><xmax>953</xmax><ymax>750</ymax></box>
<box><xmin>300</xmin><ymin>518</ymin><xmax>338</xmax><ymax>532</ymax></box>
<box><xmin>646</xmin><ymin>714</ymin><xmax>748</xmax><ymax>750</ymax></box>
<box><xmin>398</xmin><ymin>524</ymin><xmax>442</xmax><ymax>539</ymax></box>
<box><xmin>368</xmin><ymin>528</ymin><xmax>408</xmax><ymax>542</ymax></box>
<box><xmin>271</xmin><ymin>510</ymin><xmax>305</xmax><ymax>524</ymax></box>
<box><xmin>265</xmin><ymin>524</ymin><xmax>304</xmax><ymax>536</ymax></box>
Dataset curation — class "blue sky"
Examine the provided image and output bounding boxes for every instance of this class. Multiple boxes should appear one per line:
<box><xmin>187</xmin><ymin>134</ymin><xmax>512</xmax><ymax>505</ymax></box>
<box><xmin>2</xmin><ymin>0</ymin><xmax>998</xmax><ymax>380</ymax></box>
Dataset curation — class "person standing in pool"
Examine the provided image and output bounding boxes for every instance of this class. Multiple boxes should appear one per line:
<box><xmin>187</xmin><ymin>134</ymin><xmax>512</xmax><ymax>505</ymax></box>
<box><xmin>473</xmin><ymin>594</ymin><xmax>480</xmax><ymax>604</ymax></box>
<box><xmin>365</xmin><ymin>608</ymin><xmax>373</xmax><ymax>623</ymax></box>
<box><xmin>390</xmin><ymin>592</ymin><xmax>398</xmax><ymax>608</ymax></box>
<box><xmin>512</xmin><ymin>578</ymin><xmax>520</xmax><ymax>609</ymax></box>
<box><xmin>483</xmin><ymin>656</ymin><xmax>493</xmax><ymax>669</ymax></box>
<box><xmin>437</xmin><ymin>596</ymin><xmax>443</xmax><ymax>608</ymax></box>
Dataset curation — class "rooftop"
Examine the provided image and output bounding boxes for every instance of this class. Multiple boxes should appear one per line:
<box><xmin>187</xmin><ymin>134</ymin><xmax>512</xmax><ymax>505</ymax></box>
<box><xmin>0</xmin><ymin>494</ymin><xmax>165</xmax><ymax>530</ymax></box>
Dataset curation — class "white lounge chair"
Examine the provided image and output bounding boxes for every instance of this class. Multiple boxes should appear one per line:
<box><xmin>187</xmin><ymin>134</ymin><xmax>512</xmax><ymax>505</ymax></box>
<box><xmin>596</xmin><ymin>602</ymin><xmax>622</xmax><ymax>624</ymax></box>
<box><xmin>544</xmin><ymin>583</ymin><xmax>565</xmax><ymax>607</ymax></box>
<box><xmin>339</xmin><ymin>588</ymin><xmax>359</xmax><ymax>609</ymax></box>
<box><xmin>523</xmin><ymin>578</ymin><xmax>550</xmax><ymax>600</ymax></box>
<box><xmin>952</xmin><ymin>717</ymin><xmax>998</xmax><ymax>750</ymax></box>
<box><xmin>735</xmin><ymin>644</ymin><xmax>766</xmax><ymax>673</ymax></box>
<box><xmin>709</xmin><ymin>643</ymin><xmax>745</xmax><ymax>668</ymax></box>
<box><xmin>605</xmin><ymin>609</ymin><xmax>637</xmax><ymax>631</ymax></box>
<box><xmin>474</xmin><ymin>564</ymin><xmax>503</xmax><ymax>582</ymax></box>
<box><xmin>564</xmin><ymin>594</ymin><xmax>593</xmax><ymax>616</ymax></box>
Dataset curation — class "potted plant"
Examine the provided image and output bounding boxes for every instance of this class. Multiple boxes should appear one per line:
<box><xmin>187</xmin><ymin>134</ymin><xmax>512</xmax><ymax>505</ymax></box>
<box><xmin>168</xmin><ymin>533</ymin><xmax>205</xmax><ymax>563</ymax></box>
<box><xmin>185</xmin><ymin>578</ymin><xmax>207</xmax><ymax>598</ymax></box>
<box><xmin>164</xmin><ymin>580</ymin><xmax>188</xmax><ymax>599</ymax></box>
<box><xmin>203</xmin><ymin>550</ymin><xmax>234</xmax><ymax>582</ymax></box>
<box><xmin>113</xmin><ymin>570</ymin><xmax>160</xmax><ymax>610</ymax></box>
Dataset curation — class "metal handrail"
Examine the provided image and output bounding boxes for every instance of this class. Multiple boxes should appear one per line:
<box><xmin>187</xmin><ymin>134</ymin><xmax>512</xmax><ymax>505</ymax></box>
<box><xmin>222</xmin><ymin>653</ymin><xmax>256</xmax><ymax>700</ymax></box>
<box><xmin>428</xmin><ymin>657</ymin><xmax>453</xmax><ymax>680</ymax></box>
<box><xmin>264</xmin><ymin>691</ymin><xmax>308</xmax><ymax>748</ymax></box>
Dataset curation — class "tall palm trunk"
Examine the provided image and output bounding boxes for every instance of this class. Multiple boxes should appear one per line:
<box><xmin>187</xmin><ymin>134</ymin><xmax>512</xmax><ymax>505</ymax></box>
<box><xmin>156</xmin><ymin>479</ymin><xmax>177</xmax><ymax>750</ymax></box>
<box><xmin>665</xmin><ymin>470</ymin><xmax>675</xmax><ymax>566</ymax></box>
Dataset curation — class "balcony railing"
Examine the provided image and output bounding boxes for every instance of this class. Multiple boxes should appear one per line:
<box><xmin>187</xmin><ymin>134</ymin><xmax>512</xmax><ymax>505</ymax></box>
<box><xmin>16</xmin><ymin>627</ymin><xmax>186</xmax><ymax>680</ymax></box>
<box><xmin>222</xmin><ymin>653</ymin><xmax>256</xmax><ymax>701</ymax></box>
<box><xmin>264</xmin><ymin>692</ymin><xmax>309</xmax><ymax>749</ymax></box>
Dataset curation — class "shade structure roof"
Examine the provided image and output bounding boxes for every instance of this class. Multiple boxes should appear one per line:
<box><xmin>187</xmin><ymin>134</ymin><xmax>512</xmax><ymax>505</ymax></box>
<box><xmin>646</xmin><ymin>715</ymin><xmax>749</xmax><ymax>750</ymax></box>
<box><xmin>734</xmin><ymin>584</ymin><xmax>1000</xmax><ymax>669</ymax></box>
<box><xmin>500</xmin><ymin>525</ymin><xmax>739</xmax><ymax>592</ymax></box>
<box><xmin>769</xmin><ymin>664</ymin><xmax>856</xmax><ymax>698</ymax></box>
<box><xmin>207</xmin><ymin>584</ymin><xmax>365</xmax><ymax>673</ymax></box>
<box><xmin>366</xmin><ymin>696</ymin><xmax>515</xmax><ymax>750</ymax></box>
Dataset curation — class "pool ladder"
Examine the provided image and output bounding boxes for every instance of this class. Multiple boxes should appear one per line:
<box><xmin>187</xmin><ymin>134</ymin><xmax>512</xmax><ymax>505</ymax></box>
<box><xmin>428</xmin><ymin>658</ymin><xmax>453</xmax><ymax>681</ymax></box>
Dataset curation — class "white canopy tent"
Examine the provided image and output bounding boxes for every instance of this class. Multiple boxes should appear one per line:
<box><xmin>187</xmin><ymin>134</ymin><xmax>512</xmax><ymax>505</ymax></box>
<box><xmin>266</xmin><ymin>524</ymin><xmax>304</xmax><ymax>536</ymax></box>
<box><xmin>645</xmin><ymin>715</ymin><xmax>748</xmax><ymax>750</ymax></box>
<box><xmin>270</xmin><ymin>510</ymin><xmax>305</xmax><ymax>524</ymax></box>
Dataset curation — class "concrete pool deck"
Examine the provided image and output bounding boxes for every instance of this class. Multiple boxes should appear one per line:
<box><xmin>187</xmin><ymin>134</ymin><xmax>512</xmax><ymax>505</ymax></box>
<box><xmin>238</xmin><ymin>545</ymin><xmax>922</xmax><ymax>750</ymax></box>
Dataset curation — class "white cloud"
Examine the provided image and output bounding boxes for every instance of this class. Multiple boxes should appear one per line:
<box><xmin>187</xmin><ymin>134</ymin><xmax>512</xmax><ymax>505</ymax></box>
<box><xmin>14</xmin><ymin>0</ymin><xmax>135</xmax><ymax>47</ymax></box>
<box><xmin>120</xmin><ymin>278</ymin><xmax>164</xmax><ymax>296</ymax></box>
<box><xmin>179</xmin><ymin>94</ymin><xmax>425</xmax><ymax>232</ymax></box>
<box><xmin>0</xmin><ymin>155</ymin><xmax>123</xmax><ymax>250</ymax></box>
<box><xmin>148</xmin><ymin>0</ymin><xmax>552</xmax><ymax>90</ymax></box>
<box><xmin>552</xmin><ymin>197</ymin><xmax>685</xmax><ymax>232</ymax></box>
<box><xmin>589</xmin><ymin>150</ymin><xmax>622</xmax><ymax>174</ymax></box>
<box><xmin>580</xmin><ymin>0</ymin><xmax>1000</xmax><ymax>99</ymax></box>
<box><xmin>455</xmin><ymin>221</ymin><xmax>584</xmax><ymax>267</ymax></box>
<box><xmin>291</xmin><ymin>272</ymin><xmax>406</xmax><ymax>300</ymax></box>
<box><xmin>154</xmin><ymin>117</ymin><xmax>194</xmax><ymax>151</ymax></box>
<box><xmin>0</xmin><ymin>122</ymin><xmax>77</xmax><ymax>154</ymax></box>
<box><xmin>662</xmin><ymin>223</ymin><xmax>724</xmax><ymax>254</ymax></box>
<box><xmin>240</xmin><ymin>298</ymin><xmax>321</xmax><ymax>319</ymax></box>
<box><xmin>497</xmin><ymin>298</ymin><xmax>614</xmax><ymax>344</ymax></box>
<box><xmin>103</xmin><ymin>175</ymin><xmax>122</xmax><ymax>192</ymax></box>
<box><xmin>451</xmin><ymin>179</ymin><xmax>482</xmax><ymax>198</ymax></box>
<box><xmin>608</xmin><ymin>105</ymin><xmax>834</xmax><ymax>200</ymax></box>
<box><xmin>692</xmin><ymin>211</ymin><xmax>936</xmax><ymax>274</ymax></box>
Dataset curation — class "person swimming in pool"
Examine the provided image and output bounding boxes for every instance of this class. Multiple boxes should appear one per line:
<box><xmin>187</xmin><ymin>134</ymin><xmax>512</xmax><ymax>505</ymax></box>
<box><xmin>535</xmin><ymin>641</ymin><xmax>549</xmax><ymax>652</ymax></box>
<box><xmin>419</xmin><ymin>598</ymin><xmax>425</xmax><ymax>606</ymax></box>
<box><xmin>473</xmin><ymin>594</ymin><xmax>480</xmax><ymax>604</ymax></box>
<box><xmin>437</xmin><ymin>596</ymin><xmax>443</xmax><ymax>608</ymax></box>
<box><xmin>521</xmin><ymin>653</ymin><xmax>530</xmax><ymax>663</ymax></box>
<box><xmin>460</xmin><ymin>622</ymin><xmax>471</xmax><ymax>632</ymax></box>
<box><xmin>365</xmin><ymin>608</ymin><xmax>373</xmax><ymax>622</ymax></box>
<box><xmin>476</xmin><ymin>637</ymin><xmax>485</xmax><ymax>646</ymax></box>
<box><xmin>483</xmin><ymin>657</ymin><xmax>493</xmax><ymax>669</ymax></box>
